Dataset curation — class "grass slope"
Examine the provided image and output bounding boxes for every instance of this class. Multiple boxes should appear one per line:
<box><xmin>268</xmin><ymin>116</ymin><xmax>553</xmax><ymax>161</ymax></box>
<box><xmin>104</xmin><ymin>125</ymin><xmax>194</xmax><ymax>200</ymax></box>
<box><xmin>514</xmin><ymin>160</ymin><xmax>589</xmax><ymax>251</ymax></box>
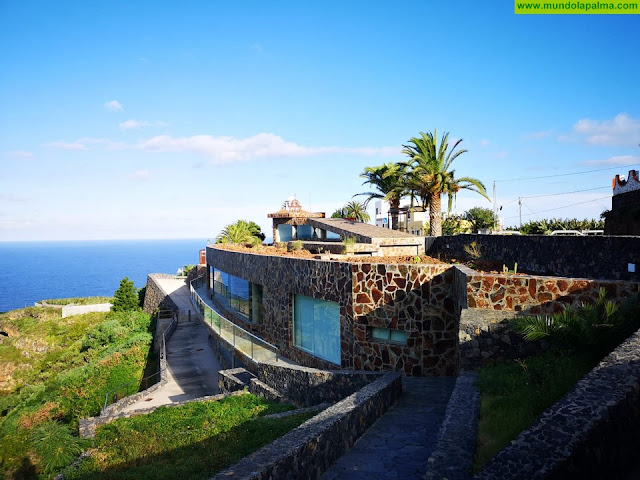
<box><xmin>473</xmin><ymin>352</ymin><xmax>594</xmax><ymax>470</ymax></box>
<box><xmin>0</xmin><ymin>306</ymin><xmax>154</xmax><ymax>479</ymax></box>
<box><xmin>63</xmin><ymin>394</ymin><xmax>314</xmax><ymax>480</ymax></box>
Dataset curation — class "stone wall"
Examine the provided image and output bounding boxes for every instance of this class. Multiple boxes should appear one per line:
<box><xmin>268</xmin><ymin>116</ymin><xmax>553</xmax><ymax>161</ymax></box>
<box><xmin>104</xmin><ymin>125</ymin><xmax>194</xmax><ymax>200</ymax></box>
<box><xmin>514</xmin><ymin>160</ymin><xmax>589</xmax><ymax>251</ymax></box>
<box><xmin>212</xmin><ymin>372</ymin><xmax>402</xmax><ymax>480</ymax></box>
<box><xmin>351</xmin><ymin>263</ymin><xmax>466</xmax><ymax>376</ymax></box>
<box><xmin>460</xmin><ymin>265</ymin><xmax>640</xmax><ymax>315</ymax></box>
<box><xmin>258</xmin><ymin>363</ymin><xmax>386</xmax><ymax>407</ymax></box>
<box><xmin>142</xmin><ymin>273</ymin><xmax>180</xmax><ymax>314</ymax></box>
<box><xmin>207</xmin><ymin>246</ymin><xmax>465</xmax><ymax>376</ymax></box>
<box><xmin>475</xmin><ymin>327</ymin><xmax>640</xmax><ymax>480</ymax></box>
<box><xmin>428</xmin><ymin>234</ymin><xmax>640</xmax><ymax>281</ymax></box>
<box><xmin>458</xmin><ymin>309</ymin><xmax>547</xmax><ymax>368</ymax></box>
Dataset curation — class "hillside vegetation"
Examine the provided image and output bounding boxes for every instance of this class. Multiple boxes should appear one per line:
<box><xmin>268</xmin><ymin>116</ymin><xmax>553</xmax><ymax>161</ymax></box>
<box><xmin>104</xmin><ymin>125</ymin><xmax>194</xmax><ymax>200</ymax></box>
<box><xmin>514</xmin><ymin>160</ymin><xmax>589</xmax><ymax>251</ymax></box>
<box><xmin>0</xmin><ymin>305</ymin><xmax>154</xmax><ymax>479</ymax></box>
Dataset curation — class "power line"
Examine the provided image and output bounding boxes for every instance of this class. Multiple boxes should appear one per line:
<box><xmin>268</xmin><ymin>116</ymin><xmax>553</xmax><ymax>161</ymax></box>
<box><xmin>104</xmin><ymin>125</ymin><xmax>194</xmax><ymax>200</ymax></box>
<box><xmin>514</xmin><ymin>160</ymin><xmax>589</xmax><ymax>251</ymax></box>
<box><xmin>503</xmin><ymin>196</ymin><xmax>610</xmax><ymax>220</ymax></box>
<box><xmin>520</xmin><ymin>186</ymin><xmax>609</xmax><ymax>199</ymax></box>
<box><xmin>495</xmin><ymin>163</ymin><xmax>638</xmax><ymax>183</ymax></box>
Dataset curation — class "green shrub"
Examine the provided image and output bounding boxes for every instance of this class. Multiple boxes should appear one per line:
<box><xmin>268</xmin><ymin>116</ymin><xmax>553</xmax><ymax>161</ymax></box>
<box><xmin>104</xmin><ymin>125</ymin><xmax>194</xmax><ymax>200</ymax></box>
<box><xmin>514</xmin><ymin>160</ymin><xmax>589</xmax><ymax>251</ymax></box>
<box><xmin>510</xmin><ymin>288</ymin><xmax>640</xmax><ymax>360</ymax></box>
<box><xmin>342</xmin><ymin>236</ymin><xmax>357</xmax><ymax>254</ymax></box>
<box><xmin>31</xmin><ymin>421</ymin><xmax>86</xmax><ymax>474</ymax></box>
<box><xmin>111</xmin><ymin>277</ymin><xmax>140</xmax><ymax>312</ymax></box>
<box><xmin>289</xmin><ymin>240</ymin><xmax>303</xmax><ymax>251</ymax></box>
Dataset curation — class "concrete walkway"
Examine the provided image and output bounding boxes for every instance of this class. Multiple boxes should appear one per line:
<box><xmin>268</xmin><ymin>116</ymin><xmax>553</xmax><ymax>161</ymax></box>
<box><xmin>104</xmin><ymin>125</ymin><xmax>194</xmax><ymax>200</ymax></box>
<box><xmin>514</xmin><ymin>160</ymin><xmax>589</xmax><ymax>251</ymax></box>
<box><xmin>321</xmin><ymin>376</ymin><xmax>456</xmax><ymax>480</ymax></box>
<box><xmin>120</xmin><ymin>279</ymin><xmax>221</xmax><ymax>412</ymax></box>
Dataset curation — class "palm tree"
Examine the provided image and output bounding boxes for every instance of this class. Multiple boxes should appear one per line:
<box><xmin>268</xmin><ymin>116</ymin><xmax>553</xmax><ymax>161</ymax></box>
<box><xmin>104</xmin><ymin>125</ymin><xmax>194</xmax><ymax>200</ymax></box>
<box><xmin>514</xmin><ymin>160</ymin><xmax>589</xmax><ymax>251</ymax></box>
<box><xmin>354</xmin><ymin>163</ymin><xmax>409</xmax><ymax>230</ymax></box>
<box><xmin>332</xmin><ymin>201</ymin><xmax>371</xmax><ymax>223</ymax></box>
<box><xmin>402</xmin><ymin>130</ymin><xmax>489</xmax><ymax>236</ymax></box>
<box><xmin>215</xmin><ymin>220</ymin><xmax>262</xmax><ymax>246</ymax></box>
<box><xmin>343</xmin><ymin>201</ymin><xmax>370</xmax><ymax>223</ymax></box>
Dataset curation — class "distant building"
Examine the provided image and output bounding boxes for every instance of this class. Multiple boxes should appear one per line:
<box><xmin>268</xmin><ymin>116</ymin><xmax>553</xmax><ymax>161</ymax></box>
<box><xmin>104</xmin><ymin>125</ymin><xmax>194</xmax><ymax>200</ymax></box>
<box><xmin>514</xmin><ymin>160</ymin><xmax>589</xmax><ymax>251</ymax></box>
<box><xmin>605</xmin><ymin>169</ymin><xmax>640</xmax><ymax>235</ymax></box>
<box><xmin>374</xmin><ymin>200</ymin><xmax>428</xmax><ymax>235</ymax></box>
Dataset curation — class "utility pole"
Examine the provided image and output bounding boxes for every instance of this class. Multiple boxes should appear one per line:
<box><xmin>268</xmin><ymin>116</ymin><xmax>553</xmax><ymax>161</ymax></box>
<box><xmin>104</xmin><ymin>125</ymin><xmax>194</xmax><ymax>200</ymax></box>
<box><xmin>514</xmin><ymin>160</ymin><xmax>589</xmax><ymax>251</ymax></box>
<box><xmin>493</xmin><ymin>181</ymin><xmax>497</xmax><ymax>231</ymax></box>
<box><xmin>492</xmin><ymin>181</ymin><xmax>497</xmax><ymax>218</ymax></box>
<box><xmin>518</xmin><ymin>197</ymin><xmax>522</xmax><ymax>229</ymax></box>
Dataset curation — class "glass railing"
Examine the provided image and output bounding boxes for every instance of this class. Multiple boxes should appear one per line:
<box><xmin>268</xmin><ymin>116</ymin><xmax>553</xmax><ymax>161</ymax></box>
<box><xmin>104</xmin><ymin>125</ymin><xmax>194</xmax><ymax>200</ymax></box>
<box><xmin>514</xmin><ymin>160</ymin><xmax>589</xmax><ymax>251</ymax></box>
<box><xmin>213</xmin><ymin>279</ymin><xmax>250</xmax><ymax>317</ymax></box>
<box><xmin>189</xmin><ymin>276</ymin><xmax>278</xmax><ymax>363</ymax></box>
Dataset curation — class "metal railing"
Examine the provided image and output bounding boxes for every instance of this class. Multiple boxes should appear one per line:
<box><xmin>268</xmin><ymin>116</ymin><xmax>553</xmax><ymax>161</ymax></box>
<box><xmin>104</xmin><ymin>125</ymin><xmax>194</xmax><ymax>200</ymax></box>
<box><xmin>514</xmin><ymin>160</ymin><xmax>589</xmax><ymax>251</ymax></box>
<box><xmin>189</xmin><ymin>275</ymin><xmax>278</xmax><ymax>363</ymax></box>
<box><xmin>101</xmin><ymin>309</ymin><xmax>177</xmax><ymax>414</ymax></box>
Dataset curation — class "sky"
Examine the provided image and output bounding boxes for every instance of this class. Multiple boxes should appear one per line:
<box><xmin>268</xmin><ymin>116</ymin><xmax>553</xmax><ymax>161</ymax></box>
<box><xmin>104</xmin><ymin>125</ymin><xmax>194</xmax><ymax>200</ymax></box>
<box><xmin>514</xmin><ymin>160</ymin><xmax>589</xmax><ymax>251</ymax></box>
<box><xmin>1</xmin><ymin>1</ymin><xmax>638</xmax><ymax>241</ymax></box>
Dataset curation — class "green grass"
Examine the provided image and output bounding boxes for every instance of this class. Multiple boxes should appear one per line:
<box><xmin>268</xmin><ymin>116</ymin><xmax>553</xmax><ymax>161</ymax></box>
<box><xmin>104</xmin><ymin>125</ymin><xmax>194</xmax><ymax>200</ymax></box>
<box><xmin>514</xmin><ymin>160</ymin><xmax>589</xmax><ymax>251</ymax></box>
<box><xmin>473</xmin><ymin>352</ymin><xmax>595</xmax><ymax>471</ymax></box>
<box><xmin>42</xmin><ymin>297</ymin><xmax>114</xmax><ymax>306</ymax></box>
<box><xmin>62</xmin><ymin>394</ymin><xmax>314</xmax><ymax>480</ymax></box>
<box><xmin>0</xmin><ymin>306</ymin><xmax>154</xmax><ymax>479</ymax></box>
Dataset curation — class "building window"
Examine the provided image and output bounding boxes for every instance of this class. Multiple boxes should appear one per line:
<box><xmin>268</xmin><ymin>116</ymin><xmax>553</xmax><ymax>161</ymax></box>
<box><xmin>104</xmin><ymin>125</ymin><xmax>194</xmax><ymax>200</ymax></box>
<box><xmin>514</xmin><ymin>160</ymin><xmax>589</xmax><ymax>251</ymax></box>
<box><xmin>293</xmin><ymin>294</ymin><xmax>340</xmax><ymax>365</ymax></box>
<box><xmin>369</xmin><ymin>327</ymin><xmax>407</xmax><ymax>345</ymax></box>
<box><xmin>213</xmin><ymin>268</ymin><xmax>262</xmax><ymax>323</ymax></box>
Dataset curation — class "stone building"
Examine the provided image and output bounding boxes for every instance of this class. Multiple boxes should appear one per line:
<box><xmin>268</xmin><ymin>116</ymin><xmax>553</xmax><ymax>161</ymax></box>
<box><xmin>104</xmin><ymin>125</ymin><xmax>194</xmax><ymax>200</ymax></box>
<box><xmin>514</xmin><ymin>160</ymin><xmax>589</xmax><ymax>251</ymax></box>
<box><xmin>605</xmin><ymin>169</ymin><xmax>640</xmax><ymax>235</ymax></box>
<box><xmin>200</xmin><ymin>199</ymin><xmax>464</xmax><ymax>376</ymax></box>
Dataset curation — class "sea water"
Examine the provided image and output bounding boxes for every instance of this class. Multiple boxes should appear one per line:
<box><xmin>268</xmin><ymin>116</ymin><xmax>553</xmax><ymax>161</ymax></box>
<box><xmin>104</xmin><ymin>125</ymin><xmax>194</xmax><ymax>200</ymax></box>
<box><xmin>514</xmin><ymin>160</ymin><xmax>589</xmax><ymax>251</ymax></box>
<box><xmin>0</xmin><ymin>239</ymin><xmax>207</xmax><ymax>313</ymax></box>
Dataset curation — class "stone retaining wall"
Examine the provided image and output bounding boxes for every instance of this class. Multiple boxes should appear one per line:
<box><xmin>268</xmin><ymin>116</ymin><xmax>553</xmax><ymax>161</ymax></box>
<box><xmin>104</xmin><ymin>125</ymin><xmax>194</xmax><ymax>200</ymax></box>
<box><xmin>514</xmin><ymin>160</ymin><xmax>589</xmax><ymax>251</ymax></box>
<box><xmin>142</xmin><ymin>273</ymin><xmax>180</xmax><ymax>314</ymax></box>
<box><xmin>211</xmin><ymin>372</ymin><xmax>402</xmax><ymax>480</ymax></box>
<box><xmin>461</xmin><ymin>264</ymin><xmax>640</xmax><ymax>315</ymax></box>
<box><xmin>425</xmin><ymin>371</ymin><xmax>480</xmax><ymax>480</ymax></box>
<box><xmin>458</xmin><ymin>309</ymin><xmax>547</xmax><ymax>368</ymax></box>
<box><xmin>258</xmin><ymin>363</ymin><xmax>387</xmax><ymax>407</ymax></box>
<box><xmin>475</xmin><ymin>327</ymin><xmax>640</xmax><ymax>480</ymax></box>
<box><xmin>429</xmin><ymin>234</ymin><xmax>640</xmax><ymax>281</ymax></box>
<box><xmin>61</xmin><ymin>303</ymin><xmax>112</xmax><ymax>318</ymax></box>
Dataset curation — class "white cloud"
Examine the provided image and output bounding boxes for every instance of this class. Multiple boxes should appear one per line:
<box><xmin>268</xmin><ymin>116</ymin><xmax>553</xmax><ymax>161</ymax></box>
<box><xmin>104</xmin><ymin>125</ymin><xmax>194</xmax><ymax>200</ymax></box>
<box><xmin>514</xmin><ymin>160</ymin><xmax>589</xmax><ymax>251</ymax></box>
<box><xmin>42</xmin><ymin>132</ymin><xmax>398</xmax><ymax>163</ymax></box>
<box><xmin>251</xmin><ymin>43</ymin><xmax>263</xmax><ymax>53</ymax></box>
<box><xmin>524</xmin><ymin>130</ymin><xmax>553</xmax><ymax>140</ymax></box>
<box><xmin>128</xmin><ymin>170</ymin><xmax>150</xmax><ymax>181</ymax></box>
<box><xmin>579</xmin><ymin>154</ymin><xmax>640</xmax><ymax>166</ymax></box>
<box><xmin>494</xmin><ymin>151</ymin><xmax>508</xmax><ymax>159</ymax></box>
<box><xmin>137</xmin><ymin>133</ymin><xmax>399</xmax><ymax>164</ymax></box>
<box><xmin>119</xmin><ymin>119</ymin><xmax>167</xmax><ymax>130</ymax></box>
<box><xmin>44</xmin><ymin>137</ymin><xmax>125</xmax><ymax>151</ymax></box>
<box><xmin>44</xmin><ymin>140</ymin><xmax>87</xmax><ymax>151</ymax></box>
<box><xmin>570</xmin><ymin>113</ymin><xmax>640</xmax><ymax>146</ymax></box>
<box><xmin>5</xmin><ymin>150</ymin><xmax>33</xmax><ymax>159</ymax></box>
<box><xmin>104</xmin><ymin>100</ymin><xmax>123</xmax><ymax>112</ymax></box>
<box><xmin>479</xmin><ymin>139</ymin><xmax>490</xmax><ymax>148</ymax></box>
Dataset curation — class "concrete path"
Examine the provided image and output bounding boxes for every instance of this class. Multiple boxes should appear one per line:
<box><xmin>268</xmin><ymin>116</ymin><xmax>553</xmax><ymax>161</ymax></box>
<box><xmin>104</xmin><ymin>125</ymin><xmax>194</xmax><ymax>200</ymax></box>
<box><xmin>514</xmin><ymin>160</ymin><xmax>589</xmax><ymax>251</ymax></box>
<box><xmin>120</xmin><ymin>279</ymin><xmax>221</xmax><ymax>412</ymax></box>
<box><xmin>321</xmin><ymin>376</ymin><xmax>456</xmax><ymax>480</ymax></box>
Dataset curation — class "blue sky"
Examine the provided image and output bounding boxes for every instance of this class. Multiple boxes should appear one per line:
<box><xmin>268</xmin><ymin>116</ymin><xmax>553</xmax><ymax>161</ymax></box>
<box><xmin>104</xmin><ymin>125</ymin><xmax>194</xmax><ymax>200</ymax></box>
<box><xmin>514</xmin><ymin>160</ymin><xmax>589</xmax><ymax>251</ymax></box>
<box><xmin>1</xmin><ymin>1</ymin><xmax>638</xmax><ymax>241</ymax></box>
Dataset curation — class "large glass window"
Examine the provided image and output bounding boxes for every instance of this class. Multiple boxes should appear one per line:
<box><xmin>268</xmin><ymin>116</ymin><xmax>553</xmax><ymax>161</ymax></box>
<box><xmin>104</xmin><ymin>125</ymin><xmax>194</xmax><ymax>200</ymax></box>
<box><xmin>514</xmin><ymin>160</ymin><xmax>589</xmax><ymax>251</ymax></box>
<box><xmin>213</xmin><ymin>268</ymin><xmax>261</xmax><ymax>323</ymax></box>
<box><xmin>277</xmin><ymin>224</ymin><xmax>293</xmax><ymax>242</ymax></box>
<box><xmin>293</xmin><ymin>295</ymin><xmax>340</xmax><ymax>365</ymax></box>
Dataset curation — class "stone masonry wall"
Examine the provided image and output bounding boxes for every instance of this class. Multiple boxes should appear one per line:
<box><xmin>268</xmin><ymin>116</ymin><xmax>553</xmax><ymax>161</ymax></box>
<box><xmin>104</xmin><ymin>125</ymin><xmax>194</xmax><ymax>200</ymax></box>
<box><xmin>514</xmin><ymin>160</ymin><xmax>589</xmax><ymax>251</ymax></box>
<box><xmin>207</xmin><ymin>246</ymin><xmax>465</xmax><ymax>376</ymax></box>
<box><xmin>258</xmin><ymin>363</ymin><xmax>386</xmax><ymax>407</ymax></box>
<box><xmin>142</xmin><ymin>273</ymin><xmax>180</xmax><ymax>314</ymax></box>
<box><xmin>460</xmin><ymin>265</ymin><xmax>640</xmax><ymax>315</ymax></box>
<box><xmin>351</xmin><ymin>263</ymin><xmax>466</xmax><ymax>376</ymax></box>
<box><xmin>208</xmin><ymin>246</ymin><xmax>354</xmax><ymax>370</ymax></box>
<box><xmin>429</xmin><ymin>234</ymin><xmax>640</xmax><ymax>281</ymax></box>
<box><xmin>212</xmin><ymin>372</ymin><xmax>402</xmax><ymax>480</ymax></box>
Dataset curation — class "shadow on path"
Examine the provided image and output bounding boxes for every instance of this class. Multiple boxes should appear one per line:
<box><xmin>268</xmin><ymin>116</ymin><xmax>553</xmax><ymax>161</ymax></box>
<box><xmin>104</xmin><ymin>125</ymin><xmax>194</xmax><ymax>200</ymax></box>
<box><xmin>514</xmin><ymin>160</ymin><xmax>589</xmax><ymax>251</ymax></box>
<box><xmin>321</xmin><ymin>376</ymin><xmax>455</xmax><ymax>480</ymax></box>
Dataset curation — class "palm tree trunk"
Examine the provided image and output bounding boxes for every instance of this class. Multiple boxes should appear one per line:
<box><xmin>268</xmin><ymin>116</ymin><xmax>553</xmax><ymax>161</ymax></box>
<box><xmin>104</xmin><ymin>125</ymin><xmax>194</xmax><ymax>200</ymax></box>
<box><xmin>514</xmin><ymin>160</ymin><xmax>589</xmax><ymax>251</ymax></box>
<box><xmin>429</xmin><ymin>193</ymin><xmax>442</xmax><ymax>236</ymax></box>
<box><xmin>390</xmin><ymin>200</ymin><xmax>400</xmax><ymax>231</ymax></box>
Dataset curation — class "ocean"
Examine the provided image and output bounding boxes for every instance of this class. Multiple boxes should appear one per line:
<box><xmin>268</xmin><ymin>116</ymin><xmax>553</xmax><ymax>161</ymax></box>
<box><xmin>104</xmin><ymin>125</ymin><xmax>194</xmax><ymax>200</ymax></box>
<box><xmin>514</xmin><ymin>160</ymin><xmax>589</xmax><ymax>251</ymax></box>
<box><xmin>0</xmin><ymin>239</ymin><xmax>207</xmax><ymax>313</ymax></box>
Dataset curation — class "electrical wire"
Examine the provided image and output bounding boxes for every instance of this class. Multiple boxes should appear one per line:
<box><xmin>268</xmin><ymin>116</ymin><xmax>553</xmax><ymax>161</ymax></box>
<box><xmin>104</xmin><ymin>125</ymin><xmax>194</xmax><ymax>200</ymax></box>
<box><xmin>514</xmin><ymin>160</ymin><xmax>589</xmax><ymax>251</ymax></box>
<box><xmin>503</xmin><ymin>196</ymin><xmax>611</xmax><ymax>220</ymax></box>
<box><xmin>520</xmin><ymin>186</ymin><xmax>609</xmax><ymax>199</ymax></box>
<box><xmin>494</xmin><ymin>163</ymin><xmax>638</xmax><ymax>183</ymax></box>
